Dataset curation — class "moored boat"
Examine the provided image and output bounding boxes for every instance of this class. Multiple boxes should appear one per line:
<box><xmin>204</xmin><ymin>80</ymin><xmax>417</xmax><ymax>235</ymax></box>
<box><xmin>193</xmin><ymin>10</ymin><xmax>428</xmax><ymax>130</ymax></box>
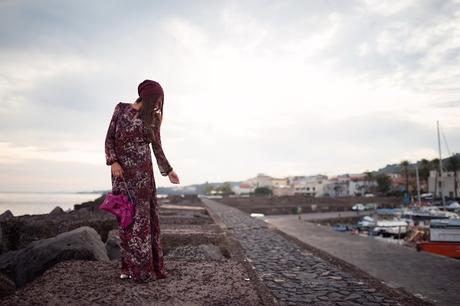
<box><xmin>416</xmin><ymin>219</ymin><xmax>460</xmax><ymax>259</ymax></box>
<box><xmin>372</xmin><ymin>220</ymin><xmax>408</xmax><ymax>237</ymax></box>
<box><xmin>416</xmin><ymin>241</ymin><xmax>460</xmax><ymax>258</ymax></box>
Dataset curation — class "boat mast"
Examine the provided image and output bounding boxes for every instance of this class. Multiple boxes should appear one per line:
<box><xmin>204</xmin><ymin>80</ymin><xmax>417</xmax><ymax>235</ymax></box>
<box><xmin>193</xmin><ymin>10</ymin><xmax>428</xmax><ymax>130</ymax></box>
<box><xmin>415</xmin><ymin>163</ymin><xmax>421</xmax><ymax>206</ymax></box>
<box><xmin>437</xmin><ymin>120</ymin><xmax>446</xmax><ymax>206</ymax></box>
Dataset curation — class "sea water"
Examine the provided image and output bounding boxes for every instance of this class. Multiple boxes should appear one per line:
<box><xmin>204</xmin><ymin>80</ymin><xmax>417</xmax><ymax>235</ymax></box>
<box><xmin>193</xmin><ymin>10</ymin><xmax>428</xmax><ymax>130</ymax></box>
<box><xmin>0</xmin><ymin>192</ymin><xmax>103</xmax><ymax>217</ymax></box>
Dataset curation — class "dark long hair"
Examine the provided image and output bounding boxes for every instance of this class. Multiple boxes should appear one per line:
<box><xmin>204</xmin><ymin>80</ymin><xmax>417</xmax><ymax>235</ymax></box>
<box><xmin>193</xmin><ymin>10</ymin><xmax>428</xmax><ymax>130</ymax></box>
<box><xmin>134</xmin><ymin>93</ymin><xmax>164</xmax><ymax>143</ymax></box>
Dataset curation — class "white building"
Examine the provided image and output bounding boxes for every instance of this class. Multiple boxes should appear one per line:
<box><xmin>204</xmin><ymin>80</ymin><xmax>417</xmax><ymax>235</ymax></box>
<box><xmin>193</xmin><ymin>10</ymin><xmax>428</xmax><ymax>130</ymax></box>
<box><xmin>272</xmin><ymin>186</ymin><xmax>296</xmax><ymax>196</ymax></box>
<box><xmin>246</xmin><ymin>173</ymin><xmax>274</xmax><ymax>188</ymax></box>
<box><xmin>231</xmin><ymin>182</ymin><xmax>255</xmax><ymax>195</ymax></box>
<box><xmin>323</xmin><ymin>173</ymin><xmax>378</xmax><ymax>197</ymax></box>
<box><xmin>428</xmin><ymin>170</ymin><xmax>460</xmax><ymax>198</ymax></box>
<box><xmin>246</xmin><ymin>173</ymin><xmax>289</xmax><ymax>189</ymax></box>
<box><xmin>288</xmin><ymin>175</ymin><xmax>328</xmax><ymax>197</ymax></box>
<box><xmin>348</xmin><ymin>173</ymin><xmax>377</xmax><ymax>196</ymax></box>
<box><xmin>324</xmin><ymin>174</ymin><xmax>351</xmax><ymax>197</ymax></box>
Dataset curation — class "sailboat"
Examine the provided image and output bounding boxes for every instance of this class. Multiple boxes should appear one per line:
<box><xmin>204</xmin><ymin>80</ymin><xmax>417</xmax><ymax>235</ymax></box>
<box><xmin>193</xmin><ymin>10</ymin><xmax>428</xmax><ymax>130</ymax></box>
<box><xmin>416</xmin><ymin>121</ymin><xmax>460</xmax><ymax>259</ymax></box>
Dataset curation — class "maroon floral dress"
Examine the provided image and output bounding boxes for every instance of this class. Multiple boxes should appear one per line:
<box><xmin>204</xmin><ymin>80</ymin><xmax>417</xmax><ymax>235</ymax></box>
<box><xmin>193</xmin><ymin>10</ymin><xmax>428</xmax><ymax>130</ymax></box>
<box><xmin>104</xmin><ymin>102</ymin><xmax>173</xmax><ymax>283</ymax></box>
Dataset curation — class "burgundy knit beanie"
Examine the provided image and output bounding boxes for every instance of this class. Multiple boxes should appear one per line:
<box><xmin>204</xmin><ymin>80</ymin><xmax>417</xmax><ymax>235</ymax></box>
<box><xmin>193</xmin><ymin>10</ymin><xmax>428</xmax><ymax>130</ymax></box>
<box><xmin>138</xmin><ymin>79</ymin><xmax>164</xmax><ymax>98</ymax></box>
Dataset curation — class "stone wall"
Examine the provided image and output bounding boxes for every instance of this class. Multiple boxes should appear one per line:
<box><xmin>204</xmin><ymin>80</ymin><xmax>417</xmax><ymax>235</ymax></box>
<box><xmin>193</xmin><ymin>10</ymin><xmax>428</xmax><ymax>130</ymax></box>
<box><xmin>217</xmin><ymin>195</ymin><xmax>402</xmax><ymax>215</ymax></box>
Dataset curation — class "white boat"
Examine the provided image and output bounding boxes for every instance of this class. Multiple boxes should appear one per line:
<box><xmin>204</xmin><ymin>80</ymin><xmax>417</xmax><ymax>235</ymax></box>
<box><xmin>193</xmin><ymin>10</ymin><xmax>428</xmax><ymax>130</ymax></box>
<box><xmin>447</xmin><ymin>201</ymin><xmax>460</xmax><ymax>211</ymax></box>
<box><xmin>352</xmin><ymin>203</ymin><xmax>365</xmax><ymax>211</ymax></box>
<box><xmin>357</xmin><ymin>216</ymin><xmax>375</xmax><ymax>229</ymax></box>
<box><xmin>401</xmin><ymin>206</ymin><xmax>459</xmax><ymax>220</ymax></box>
<box><xmin>250</xmin><ymin>213</ymin><xmax>265</xmax><ymax>219</ymax></box>
<box><xmin>429</xmin><ymin>219</ymin><xmax>460</xmax><ymax>242</ymax></box>
<box><xmin>417</xmin><ymin>219</ymin><xmax>460</xmax><ymax>258</ymax></box>
<box><xmin>372</xmin><ymin>220</ymin><xmax>408</xmax><ymax>236</ymax></box>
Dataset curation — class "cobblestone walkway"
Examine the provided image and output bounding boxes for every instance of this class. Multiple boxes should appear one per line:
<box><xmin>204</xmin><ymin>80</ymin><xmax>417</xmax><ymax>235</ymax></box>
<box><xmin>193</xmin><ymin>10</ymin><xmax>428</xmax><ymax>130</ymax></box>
<box><xmin>202</xmin><ymin>198</ymin><xmax>402</xmax><ymax>306</ymax></box>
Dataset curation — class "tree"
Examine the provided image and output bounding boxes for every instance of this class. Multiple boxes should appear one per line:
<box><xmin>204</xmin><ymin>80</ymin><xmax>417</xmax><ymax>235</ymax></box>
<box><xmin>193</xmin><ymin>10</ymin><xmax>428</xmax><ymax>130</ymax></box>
<box><xmin>419</xmin><ymin>159</ymin><xmax>431</xmax><ymax>193</ymax></box>
<box><xmin>254</xmin><ymin>187</ymin><xmax>272</xmax><ymax>196</ymax></box>
<box><xmin>446</xmin><ymin>154</ymin><xmax>459</xmax><ymax>198</ymax></box>
<box><xmin>408</xmin><ymin>168</ymin><xmax>418</xmax><ymax>194</ymax></box>
<box><xmin>376</xmin><ymin>174</ymin><xmax>391</xmax><ymax>194</ymax></box>
<box><xmin>364</xmin><ymin>170</ymin><xmax>374</xmax><ymax>193</ymax></box>
<box><xmin>204</xmin><ymin>182</ymin><xmax>214</xmax><ymax>195</ymax></box>
<box><xmin>400</xmin><ymin>160</ymin><xmax>410</xmax><ymax>194</ymax></box>
<box><xmin>216</xmin><ymin>182</ymin><xmax>234</xmax><ymax>195</ymax></box>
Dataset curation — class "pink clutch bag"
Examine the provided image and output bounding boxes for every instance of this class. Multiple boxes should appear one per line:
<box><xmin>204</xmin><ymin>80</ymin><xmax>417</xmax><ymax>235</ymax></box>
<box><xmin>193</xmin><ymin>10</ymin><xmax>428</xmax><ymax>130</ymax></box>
<box><xmin>100</xmin><ymin>176</ymin><xmax>136</xmax><ymax>229</ymax></box>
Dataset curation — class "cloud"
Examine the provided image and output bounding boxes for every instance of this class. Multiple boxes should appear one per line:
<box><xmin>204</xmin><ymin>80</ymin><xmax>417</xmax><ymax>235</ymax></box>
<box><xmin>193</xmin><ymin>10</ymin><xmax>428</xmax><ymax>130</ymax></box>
<box><xmin>314</xmin><ymin>0</ymin><xmax>460</xmax><ymax>93</ymax></box>
<box><xmin>433</xmin><ymin>99</ymin><xmax>460</xmax><ymax>108</ymax></box>
<box><xmin>0</xmin><ymin>141</ymin><xmax>101</xmax><ymax>165</ymax></box>
<box><xmin>360</xmin><ymin>0</ymin><xmax>418</xmax><ymax>16</ymax></box>
<box><xmin>0</xmin><ymin>0</ymin><xmax>459</xmax><ymax>192</ymax></box>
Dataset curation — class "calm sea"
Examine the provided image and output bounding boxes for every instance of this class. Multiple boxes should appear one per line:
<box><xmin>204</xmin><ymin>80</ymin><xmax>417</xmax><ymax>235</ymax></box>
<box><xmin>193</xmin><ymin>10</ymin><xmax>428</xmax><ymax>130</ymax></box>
<box><xmin>0</xmin><ymin>192</ymin><xmax>103</xmax><ymax>217</ymax></box>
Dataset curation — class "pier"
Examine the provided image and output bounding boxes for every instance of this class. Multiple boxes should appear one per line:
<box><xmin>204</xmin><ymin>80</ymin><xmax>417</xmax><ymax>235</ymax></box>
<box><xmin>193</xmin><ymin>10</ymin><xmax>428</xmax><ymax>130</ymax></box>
<box><xmin>265</xmin><ymin>212</ymin><xmax>460</xmax><ymax>305</ymax></box>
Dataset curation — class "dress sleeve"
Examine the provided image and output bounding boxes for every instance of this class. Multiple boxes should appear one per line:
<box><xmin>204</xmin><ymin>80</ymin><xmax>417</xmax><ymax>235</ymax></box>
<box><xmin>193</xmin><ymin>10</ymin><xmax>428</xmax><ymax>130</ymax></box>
<box><xmin>105</xmin><ymin>103</ymin><xmax>121</xmax><ymax>166</ymax></box>
<box><xmin>151</xmin><ymin>124</ymin><xmax>173</xmax><ymax>176</ymax></box>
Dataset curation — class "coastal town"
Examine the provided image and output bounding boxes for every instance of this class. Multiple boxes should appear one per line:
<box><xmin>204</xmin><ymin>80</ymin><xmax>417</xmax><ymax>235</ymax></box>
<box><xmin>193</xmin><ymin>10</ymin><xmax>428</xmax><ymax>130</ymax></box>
<box><xmin>164</xmin><ymin>155</ymin><xmax>460</xmax><ymax>202</ymax></box>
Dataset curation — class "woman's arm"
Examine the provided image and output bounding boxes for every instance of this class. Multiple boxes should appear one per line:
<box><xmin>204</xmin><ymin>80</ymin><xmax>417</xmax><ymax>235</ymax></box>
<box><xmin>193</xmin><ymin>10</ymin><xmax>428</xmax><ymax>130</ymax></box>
<box><xmin>105</xmin><ymin>102</ymin><xmax>121</xmax><ymax>166</ymax></box>
<box><xmin>151</xmin><ymin>124</ymin><xmax>173</xmax><ymax>176</ymax></box>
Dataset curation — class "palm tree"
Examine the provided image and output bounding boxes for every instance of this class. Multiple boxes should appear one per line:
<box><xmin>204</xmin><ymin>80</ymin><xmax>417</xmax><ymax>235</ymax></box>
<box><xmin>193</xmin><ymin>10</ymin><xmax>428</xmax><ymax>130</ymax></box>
<box><xmin>446</xmin><ymin>154</ymin><xmax>459</xmax><ymax>198</ymax></box>
<box><xmin>400</xmin><ymin>160</ymin><xmax>410</xmax><ymax>194</ymax></box>
<box><xmin>364</xmin><ymin>170</ymin><xmax>374</xmax><ymax>194</ymax></box>
<box><xmin>419</xmin><ymin>159</ymin><xmax>430</xmax><ymax>192</ymax></box>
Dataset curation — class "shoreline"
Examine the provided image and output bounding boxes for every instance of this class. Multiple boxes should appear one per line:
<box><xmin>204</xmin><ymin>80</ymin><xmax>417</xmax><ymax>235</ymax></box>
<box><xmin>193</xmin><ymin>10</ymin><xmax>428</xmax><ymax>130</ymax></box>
<box><xmin>0</xmin><ymin>192</ymin><xmax>104</xmax><ymax>217</ymax></box>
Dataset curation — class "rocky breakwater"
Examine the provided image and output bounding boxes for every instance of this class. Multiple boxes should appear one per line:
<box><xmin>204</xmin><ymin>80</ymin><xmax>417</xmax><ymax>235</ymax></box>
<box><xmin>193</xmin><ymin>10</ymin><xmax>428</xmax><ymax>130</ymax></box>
<box><xmin>0</xmin><ymin>226</ymin><xmax>109</xmax><ymax>291</ymax></box>
<box><xmin>0</xmin><ymin>195</ymin><xmax>273</xmax><ymax>305</ymax></box>
<box><xmin>0</xmin><ymin>194</ymin><xmax>116</xmax><ymax>296</ymax></box>
<box><xmin>0</xmin><ymin>195</ymin><xmax>117</xmax><ymax>254</ymax></box>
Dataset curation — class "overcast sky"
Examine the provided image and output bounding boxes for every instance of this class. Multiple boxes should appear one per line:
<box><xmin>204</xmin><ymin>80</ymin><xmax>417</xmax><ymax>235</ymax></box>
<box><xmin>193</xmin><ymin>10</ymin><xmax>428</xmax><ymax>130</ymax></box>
<box><xmin>1</xmin><ymin>0</ymin><xmax>460</xmax><ymax>192</ymax></box>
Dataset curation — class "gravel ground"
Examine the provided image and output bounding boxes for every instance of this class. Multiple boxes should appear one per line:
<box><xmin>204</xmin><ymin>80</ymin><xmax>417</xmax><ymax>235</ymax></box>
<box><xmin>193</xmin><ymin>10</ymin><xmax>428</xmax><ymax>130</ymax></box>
<box><xmin>164</xmin><ymin>244</ymin><xmax>226</xmax><ymax>261</ymax></box>
<box><xmin>1</xmin><ymin>258</ymin><xmax>262</xmax><ymax>306</ymax></box>
<box><xmin>0</xmin><ymin>199</ymin><xmax>271</xmax><ymax>306</ymax></box>
<box><xmin>202</xmin><ymin>198</ymin><xmax>432</xmax><ymax>306</ymax></box>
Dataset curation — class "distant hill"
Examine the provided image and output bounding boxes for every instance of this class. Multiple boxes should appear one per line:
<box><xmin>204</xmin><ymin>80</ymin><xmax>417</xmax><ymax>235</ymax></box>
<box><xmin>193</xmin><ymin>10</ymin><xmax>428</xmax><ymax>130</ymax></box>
<box><xmin>375</xmin><ymin>163</ymin><xmax>402</xmax><ymax>174</ymax></box>
<box><xmin>376</xmin><ymin>153</ymin><xmax>460</xmax><ymax>174</ymax></box>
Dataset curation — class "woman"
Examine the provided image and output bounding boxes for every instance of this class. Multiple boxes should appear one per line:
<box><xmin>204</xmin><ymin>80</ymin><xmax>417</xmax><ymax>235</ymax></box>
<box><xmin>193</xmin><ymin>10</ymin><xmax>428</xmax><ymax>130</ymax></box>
<box><xmin>105</xmin><ymin>79</ymin><xmax>180</xmax><ymax>283</ymax></box>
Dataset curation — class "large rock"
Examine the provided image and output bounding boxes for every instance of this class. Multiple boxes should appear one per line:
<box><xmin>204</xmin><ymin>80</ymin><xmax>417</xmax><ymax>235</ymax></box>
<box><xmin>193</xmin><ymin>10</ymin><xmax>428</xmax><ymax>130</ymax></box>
<box><xmin>0</xmin><ymin>226</ymin><xmax>109</xmax><ymax>288</ymax></box>
<box><xmin>0</xmin><ymin>195</ymin><xmax>117</xmax><ymax>254</ymax></box>
<box><xmin>105</xmin><ymin>229</ymin><xmax>121</xmax><ymax>260</ymax></box>
<box><xmin>0</xmin><ymin>272</ymin><xmax>15</xmax><ymax>297</ymax></box>
<box><xmin>0</xmin><ymin>210</ymin><xmax>13</xmax><ymax>222</ymax></box>
<box><xmin>73</xmin><ymin>194</ymin><xmax>106</xmax><ymax>211</ymax></box>
<box><xmin>49</xmin><ymin>206</ymin><xmax>65</xmax><ymax>216</ymax></box>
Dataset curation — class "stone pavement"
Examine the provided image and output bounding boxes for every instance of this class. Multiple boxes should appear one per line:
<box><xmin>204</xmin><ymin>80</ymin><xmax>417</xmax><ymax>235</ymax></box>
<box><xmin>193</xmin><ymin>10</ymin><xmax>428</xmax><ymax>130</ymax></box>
<box><xmin>265</xmin><ymin>214</ymin><xmax>460</xmax><ymax>306</ymax></box>
<box><xmin>202</xmin><ymin>198</ymin><xmax>426</xmax><ymax>306</ymax></box>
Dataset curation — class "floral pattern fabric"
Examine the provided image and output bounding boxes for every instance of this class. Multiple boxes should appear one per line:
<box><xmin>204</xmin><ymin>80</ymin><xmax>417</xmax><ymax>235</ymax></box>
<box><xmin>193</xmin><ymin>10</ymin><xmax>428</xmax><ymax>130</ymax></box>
<box><xmin>104</xmin><ymin>102</ymin><xmax>173</xmax><ymax>283</ymax></box>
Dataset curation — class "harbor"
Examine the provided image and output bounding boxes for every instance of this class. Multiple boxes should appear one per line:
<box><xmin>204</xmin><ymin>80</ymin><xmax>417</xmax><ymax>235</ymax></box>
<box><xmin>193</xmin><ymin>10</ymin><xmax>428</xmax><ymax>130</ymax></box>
<box><xmin>264</xmin><ymin>209</ymin><xmax>460</xmax><ymax>306</ymax></box>
<box><xmin>303</xmin><ymin>202</ymin><xmax>460</xmax><ymax>258</ymax></box>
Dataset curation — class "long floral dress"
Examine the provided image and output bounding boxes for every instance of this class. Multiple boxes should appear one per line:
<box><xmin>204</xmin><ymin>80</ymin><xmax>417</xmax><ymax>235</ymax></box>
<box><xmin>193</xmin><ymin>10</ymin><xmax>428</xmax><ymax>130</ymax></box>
<box><xmin>104</xmin><ymin>102</ymin><xmax>173</xmax><ymax>283</ymax></box>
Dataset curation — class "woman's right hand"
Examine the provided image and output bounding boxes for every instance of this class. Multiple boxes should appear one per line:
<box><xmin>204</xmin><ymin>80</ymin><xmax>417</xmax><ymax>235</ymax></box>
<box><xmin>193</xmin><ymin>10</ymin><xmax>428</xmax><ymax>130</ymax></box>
<box><xmin>168</xmin><ymin>170</ymin><xmax>180</xmax><ymax>184</ymax></box>
<box><xmin>111</xmin><ymin>162</ymin><xmax>124</xmax><ymax>178</ymax></box>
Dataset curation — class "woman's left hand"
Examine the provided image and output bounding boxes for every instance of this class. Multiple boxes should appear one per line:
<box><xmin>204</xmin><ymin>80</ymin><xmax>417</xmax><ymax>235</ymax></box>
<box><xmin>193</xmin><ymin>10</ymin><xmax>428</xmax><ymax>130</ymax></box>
<box><xmin>168</xmin><ymin>170</ymin><xmax>180</xmax><ymax>184</ymax></box>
